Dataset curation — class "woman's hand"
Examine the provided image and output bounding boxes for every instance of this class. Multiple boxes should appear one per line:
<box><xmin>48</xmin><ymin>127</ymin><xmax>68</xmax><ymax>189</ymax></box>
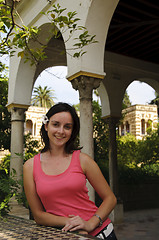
<box><xmin>62</xmin><ymin>215</ymin><xmax>92</xmax><ymax>233</ymax></box>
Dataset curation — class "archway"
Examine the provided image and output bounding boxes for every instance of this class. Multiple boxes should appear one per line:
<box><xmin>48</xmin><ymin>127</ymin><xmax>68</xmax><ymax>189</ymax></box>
<box><xmin>34</xmin><ymin>66</ymin><xmax>79</xmax><ymax>105</ymax></box>
<box><xmin>127</xmin><ymin>81</ymin><xmax>156</xmax><ymax>105</ymax></box>
<box><xmin>119</xmin><ymin>80</ymin><xmax>158</xmax><ymax>140</ymax></box>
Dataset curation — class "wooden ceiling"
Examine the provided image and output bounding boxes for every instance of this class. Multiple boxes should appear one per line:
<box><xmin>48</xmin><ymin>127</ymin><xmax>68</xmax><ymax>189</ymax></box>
<box><xmin>106</xmin><ymin>0</ymin><xmax>159</xmax><ymax>64</ymax></box>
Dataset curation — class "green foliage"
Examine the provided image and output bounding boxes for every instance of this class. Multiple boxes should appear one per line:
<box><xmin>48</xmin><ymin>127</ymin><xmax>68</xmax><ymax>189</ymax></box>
<box><xmin>117</xmin><ymin>134</ymin><xmax>138</xmax><ymax>166</ymax></box>
<box><xmin>92</xmin><ymin>101</ymin><xmax>109</xmax><ymax>163</ymax></box>
<box><xmin>19</xmin><ymin>133</ymin><xmax>41</xmax><ymax>207</ymax></box>
<box><xmin>0</xmin><ymin>62</ymin><xmax>11</xmax><ymax>150</ymax></box>
<box><xmin>0</xmin><ymin>133</ymin><xmax>41</xmax><ymax>216</ymax></box>
<box><xmin>118</xmin><ymin>163</ymin><xmax>159</xmax><ymax>185</ymax></box>
<box><xmin>141</xmin><ymin>163</ymin><xmax>159</xmax><ymax>178</ymax></box>
<box><xmin>92</xmin><ymin>101</ymin><xmax>159</xmax><ymax>185</ymax></box>
<box><xmin>24</xmin><ymin>133</ymin><xmax>41</xmax><ymax>162</ymax></box>
<box><xmin>116</xmin><ymin>124</ymin><xmax>159</xmax><ymax>184</ymax></box>
<box><xmin>0</xmin><ymin>176</ymin><xmax>19</xmax><ymax>216</ymax></box>
<box><xmin>73</xmin><ymin>103</ymin><xmax>80</xmax><ymax>112</ymax></box>
<box><xmin>149</xmin><ymin>91</ymin><xmax>159</xmax><ymax>116</ymax></box>
<box><xmin>137</xmin><ymin>124</ymin><xmax>159</xmax><ymax>165</ymax></box>
<box><xmin>0</xmin><ymin>1</ymin><xmax>97</xmax><ymax>65</ymax></box>
<box><xmin>45</xmin><ymin>3</ymin><xmax>97</xmax><ymax>58</ymax></box>
<box><xmin>0</xmin><ymin>154</ymin><xmax>20</xmax><ymax>216</ymax></box>
<box><xmin>0</xmin><ymin>0</ymin><xmax>47</xmax><ymax>65</ymax></box>
<box><xmin>0</xmin><ymin>154</ymin><xmax>10</xmax><ymax>174</ymax></box>
<box><xmin>122</xmin><ymin>90</ymin><xmax>132</xmax><ymax>109</ymax></box>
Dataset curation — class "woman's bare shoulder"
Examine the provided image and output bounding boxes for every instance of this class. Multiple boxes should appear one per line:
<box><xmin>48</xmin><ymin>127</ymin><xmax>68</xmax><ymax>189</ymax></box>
<box><xmin>23</xmin><ymin>157</ymin><xmax>34</xmax><ymax>170</ymax></box>
<box><xmin>80</xmin><ymin>152</ymin><xmax>93</xmax><ymax>162</ymax></box>
<box><xmin>79</xmin><ymin>152</ymin><xmax>94</xmax><ymax>173</ymax></box>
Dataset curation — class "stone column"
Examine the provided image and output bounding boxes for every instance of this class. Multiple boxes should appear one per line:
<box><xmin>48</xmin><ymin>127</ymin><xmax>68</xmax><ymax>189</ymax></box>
<box><xmin>10</xmin><ymin>107</ymin><xmax>26</xmax><ymax>180</ymax></box>
<box><xmin>108</xmin><ymin>116</ymin><xmax>123</xmax><ymax>223</ymax></box>
<box><xmin>108</xmin><ymin>117</ymin><xmax>119</xmax><ymax>195</ymax></box>
<box><xmin>71</xmin><ymin>76</ymin><xmax>101</xmax><ymax>201</ymax></box>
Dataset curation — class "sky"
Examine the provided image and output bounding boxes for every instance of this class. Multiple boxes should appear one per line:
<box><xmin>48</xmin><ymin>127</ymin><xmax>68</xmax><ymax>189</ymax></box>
<box><xmin>34</xmin><ymin>66</ymin><xmax>156</xmax><ymax>105</ymax></box>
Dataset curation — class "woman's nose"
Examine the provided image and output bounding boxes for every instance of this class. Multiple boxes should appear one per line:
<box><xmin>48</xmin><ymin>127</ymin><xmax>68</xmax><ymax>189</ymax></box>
<box><xmin>58</xmin><ymin>126</ymin><xmax>64</xmax><ymax>133</ymax></box>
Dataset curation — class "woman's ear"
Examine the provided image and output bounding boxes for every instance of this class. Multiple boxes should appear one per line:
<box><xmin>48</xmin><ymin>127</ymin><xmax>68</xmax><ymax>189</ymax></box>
<box><xmin>44</xmin><ymin>123</ymin><xmax>48</xmax><ymax>132</ymax></box>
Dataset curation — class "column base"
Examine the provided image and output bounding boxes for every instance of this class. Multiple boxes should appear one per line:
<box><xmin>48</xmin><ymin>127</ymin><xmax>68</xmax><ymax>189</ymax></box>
<box><xmin>9</xmin><ymin>198</ymin><xmax>29</xmax><ymax>219</ymax></box>
<box><xmin>109</xmin><ymin>202</ymin><xmax>124</xmax><ymax>224</ymax></box>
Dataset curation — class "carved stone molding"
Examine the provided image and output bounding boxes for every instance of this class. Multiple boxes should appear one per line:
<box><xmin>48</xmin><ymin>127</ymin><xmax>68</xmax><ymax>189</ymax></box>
<box><xmin>71</xmin><ymin>76</ymin><xmax>101</xmax><ymax>100</ymax></box>
<box><xmin>11</xmin><ymin>108</ymin><xmax>26</xmax><ymax>122</ymax></box>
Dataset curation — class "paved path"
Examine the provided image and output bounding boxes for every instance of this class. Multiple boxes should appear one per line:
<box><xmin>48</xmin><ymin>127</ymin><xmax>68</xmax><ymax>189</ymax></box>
<box><xmin>114</xmin><ymin>208</ymin><xmax>159</xmax><ymax>240</ymax></box>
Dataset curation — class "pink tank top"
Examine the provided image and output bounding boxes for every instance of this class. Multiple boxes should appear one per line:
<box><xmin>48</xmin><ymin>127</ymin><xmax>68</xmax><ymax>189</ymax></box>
<box><xmin>33</xmin><ymin>150</ymin><xmax>111</xmax><ymax>236</ymax></box>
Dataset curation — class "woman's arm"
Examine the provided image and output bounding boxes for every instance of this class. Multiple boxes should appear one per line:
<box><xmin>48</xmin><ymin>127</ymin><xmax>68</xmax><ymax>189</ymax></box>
<box><xmin>62</xmin><ymin>152</ymin><xmax>117</xmax><ymax>233</ymax></box>
<box><xmin>23</xmin><ymin>158</ymin><xmax>68</xmax><ymax>227</ymax></box>
<box><xmin>81</xmin><ymin>152</ymin><xmax>117</xmax><ymax>228</ymax></box>
<box><xmin>81</xmin><ymin>153</ymin><xmax>117</xmax><ymax>220</ymax></box>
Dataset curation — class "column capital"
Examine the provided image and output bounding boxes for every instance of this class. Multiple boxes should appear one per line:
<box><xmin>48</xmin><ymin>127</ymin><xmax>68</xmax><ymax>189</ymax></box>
<box><xmin>10</xmin><ymin>107</ymin><xmax>27</xmax><ymax>122</ymax></box>
<box><xmin>7</xmin><ymin>103</ymin><xmax>29</xmax><ymax>111</ymax></box>
<box><xmin>71</xmin><ymin>75</ymin><xmax>101</xmax><ymax>100</ymax></box>
<box><xmin>104</xmin><ymin>116</ymin><xmax>120</xmax><ymax>125</ymax></box>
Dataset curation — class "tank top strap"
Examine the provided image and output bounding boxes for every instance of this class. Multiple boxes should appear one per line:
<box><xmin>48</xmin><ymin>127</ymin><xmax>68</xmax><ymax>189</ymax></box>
<box><xmin>33</xmin><ymin>153</ymin><xmax>41</xmax><ymax>180</ymax></box>
<box><xmin>71</xmin><ymin>150</ymin><xmax>83</xmax><ymax>171</ymax></box>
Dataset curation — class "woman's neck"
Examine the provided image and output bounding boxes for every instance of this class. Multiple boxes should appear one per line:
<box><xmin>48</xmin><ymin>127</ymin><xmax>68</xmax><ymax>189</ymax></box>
<box><xmin>48</xmin><ymin>146</ymin><xmax>68</xmax><ymax>158</ymax></box>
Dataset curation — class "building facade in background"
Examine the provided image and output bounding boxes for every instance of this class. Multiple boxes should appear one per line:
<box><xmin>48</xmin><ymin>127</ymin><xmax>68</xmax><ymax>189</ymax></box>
<box><xmin>119</xmin><ymin>104</ymin><xmax>158</xmax><ymax>140</ymax></box>
<box><xmin>26</xmin><ymin>104</ymin><xmax>158</xmax><ymax>141</ymax></box>
<box><xmin>25</xmin><ymin>106</ymin><xmax>48</xmax><ymax>141</ymax></box>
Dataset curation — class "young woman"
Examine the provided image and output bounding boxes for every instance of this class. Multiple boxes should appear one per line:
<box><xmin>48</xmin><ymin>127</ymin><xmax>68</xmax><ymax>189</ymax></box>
<box><xmin>23</xmin><ymin>102</ymin><xmax>118</xmax><ymax>239</ymax></box>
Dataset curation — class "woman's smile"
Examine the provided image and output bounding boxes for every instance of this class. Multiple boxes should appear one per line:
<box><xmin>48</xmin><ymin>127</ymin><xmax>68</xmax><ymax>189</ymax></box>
<box><xmin>55</xmin><ymin>135</ymin><xmax>65</xmax><ymax>140</ymax></box>
<box><xmin>45</xmin><ymin>111</ymin><xmax>73</xmax><ymax>148</ymax></box>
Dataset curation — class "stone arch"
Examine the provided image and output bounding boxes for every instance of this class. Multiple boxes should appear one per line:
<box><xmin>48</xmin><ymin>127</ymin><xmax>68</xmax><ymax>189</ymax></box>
<box><xmin>8</xmin><ymin>22</ymin><xmax>67</xmax><ymax>108</ymax></box>
<box><xmin>125</xmin><ymin>121</ymin><xmax>130</xmax><ymax>133</ymax></box>
<box><xmin>136</xmin><ymin>78</ymin><xmax>159</xmax><ymax>96</ymax></box>
<box><xmin>141</xmin><ymin>119</ymin><xmax>146</xmax><ymax>135</ymax></box>
<box><xmin>25</xmin><ymin>119</ymin><xmax>33</xmax><ymax>135</ymax></box>
<box><xmin>34</xmin><ymin>23</ymin><xmax>67</xmax><ymax>80</ymax></box>
<box><xmin>67</xmin><ymin>0</ymin><xmax>119</xmax><ymax>79</ymax></box>
<box><xmin>8</xmin><ymin>0</ymin><xmax>120</xmax><ymax>112</ymax></box>
<box><xmin>100</xmin><ymin>52</ymin><xmax>159</xmax><ymax>118</ymax></box>
<box><xmin>97</xmin><ymin>82</ymin><xmax>110</xmax><ymax>118</ymax></box>
<box><xmin>146</xmin><ymin>119</ymin><xmax>152</xmax><ymax>132</ymax></box>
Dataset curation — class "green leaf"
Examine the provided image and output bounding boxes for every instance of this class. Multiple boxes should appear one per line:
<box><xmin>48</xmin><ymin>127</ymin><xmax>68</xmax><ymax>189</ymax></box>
<box><xmin>81</xmin><ymin>51</ymin><xmax>86</xmax><ymax>56</ymax></box>
<box><xmin>18</xmin><ymin>51</ymin><xmax>24</xmax><ymax>58</ymax></box>
<box><xmin>0</xmin><ymin>21</ymin><xmax>4</xmax><ymax>28</ymax></box>
<box><xmin>51</xmin><ymin>13</ymin><xmax>55</xmax><ymax>19</ymax></box>
<box><xmin>73</xmin><ymin>52</ymin><xmax>80</xmax><ymax>58</ymax></box>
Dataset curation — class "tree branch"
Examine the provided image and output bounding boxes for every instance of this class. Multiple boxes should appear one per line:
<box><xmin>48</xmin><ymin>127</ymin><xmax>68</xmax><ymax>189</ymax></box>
<box><xmin>4</xmin><ymin>0</ymin><xmax>15</xmax><ymax>44</ymax></box>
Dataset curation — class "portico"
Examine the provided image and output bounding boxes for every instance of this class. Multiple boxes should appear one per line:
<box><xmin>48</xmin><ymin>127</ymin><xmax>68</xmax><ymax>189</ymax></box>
<box><xmin>7</xmin><ymin>0</ymin><xmax>159</xmax><ymax>223</ymax></box>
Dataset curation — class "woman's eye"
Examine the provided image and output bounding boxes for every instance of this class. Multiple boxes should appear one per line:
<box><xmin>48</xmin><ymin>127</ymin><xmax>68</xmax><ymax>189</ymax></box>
<box><xmin>65</xmin><ymin>125</ymin><xmax>72</xmax><ymax>130</ymax></box>
<box><xmin>53</xmin><ymin>123</ymin><xmax>58</xmax><ymax>127</ymax></box>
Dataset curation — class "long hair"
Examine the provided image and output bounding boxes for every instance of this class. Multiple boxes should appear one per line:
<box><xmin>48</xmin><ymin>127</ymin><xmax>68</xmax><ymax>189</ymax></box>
<box><xmin>40</xmin><ymin>102</ymin><xmax>81</xmax><ymax>153</ymax></box>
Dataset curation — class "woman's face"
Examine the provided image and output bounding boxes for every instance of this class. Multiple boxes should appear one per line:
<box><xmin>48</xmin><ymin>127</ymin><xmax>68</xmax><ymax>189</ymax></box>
<box><xmin>45</xmin><ymin>111</ymin><xmax>73</xmax><ymax>148</ymax></box>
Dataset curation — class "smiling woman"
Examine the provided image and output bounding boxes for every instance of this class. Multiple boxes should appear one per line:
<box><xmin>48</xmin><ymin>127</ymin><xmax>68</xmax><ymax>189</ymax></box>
<box><xmin>44</xmin><ymin>111</ymin><xmax>73</xmax><ymax>151</ymax></box>
<box><xmin>23</xmin><ymin>102</ymin><xmax>118</xmax><ymax>239</ymax></box>
<box><xmin>40</xmin><ymin>102</ymin><xmax>80</xmax><ymax>154</ymax></box>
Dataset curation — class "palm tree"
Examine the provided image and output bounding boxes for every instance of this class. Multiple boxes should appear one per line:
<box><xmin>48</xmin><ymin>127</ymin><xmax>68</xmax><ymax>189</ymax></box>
<box><xmin>31</xmin><ymin>85</ymin><xmax>56</xmax><ymax>108</ymax></box>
